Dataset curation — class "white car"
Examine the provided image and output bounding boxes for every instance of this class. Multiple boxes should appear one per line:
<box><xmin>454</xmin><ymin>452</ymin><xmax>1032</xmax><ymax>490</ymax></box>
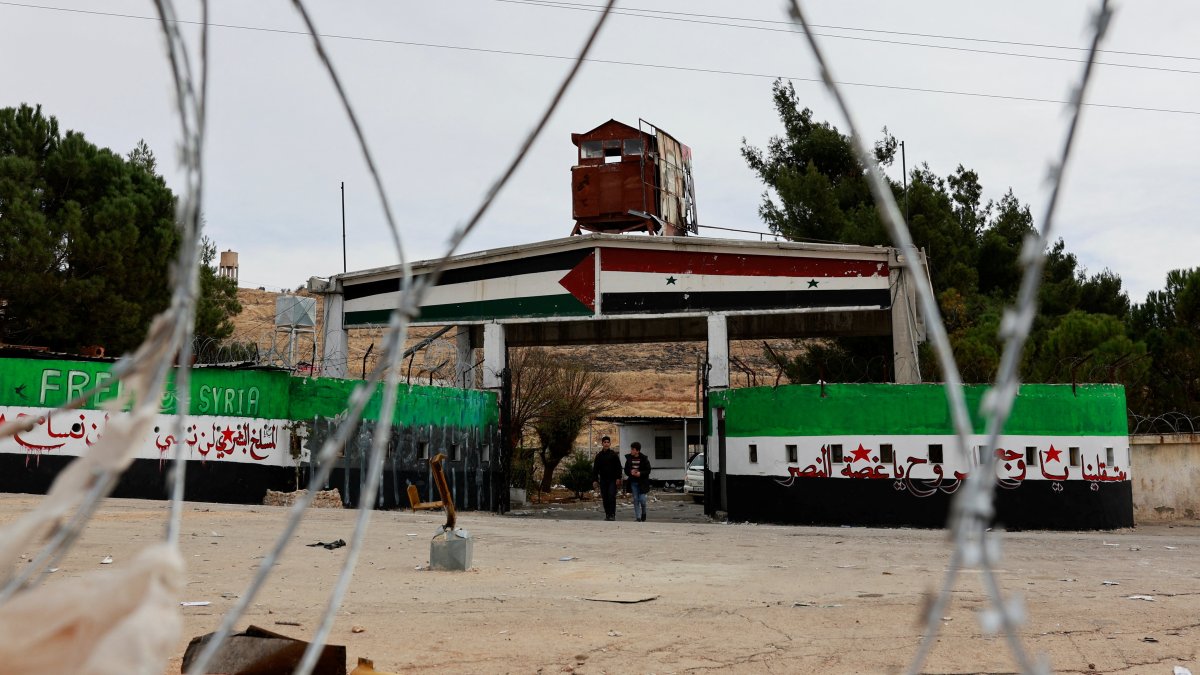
<box><xmin>683</xmin><ymin>453</ymin><xmax>705</xmax><ymax>503</ymax></box>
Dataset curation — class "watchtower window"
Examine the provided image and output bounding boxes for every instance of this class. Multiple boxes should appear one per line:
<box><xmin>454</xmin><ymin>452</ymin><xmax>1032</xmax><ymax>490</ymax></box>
<box><xmin>623</xmin><ymin>138</ymin><xmax>644</xmax><ymax>156</ymax></box>
<box><xmin>581</xmin><ymin>140</ymin><xmax>603</xmax><ymax>159</ymax></box>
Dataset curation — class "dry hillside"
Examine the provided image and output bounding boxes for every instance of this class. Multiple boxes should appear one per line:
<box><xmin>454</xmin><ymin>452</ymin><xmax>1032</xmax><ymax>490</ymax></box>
<box><xmin>228</xmin><ymin>288</ymin><xmax>800</xmax><ymax>423</ymax></box>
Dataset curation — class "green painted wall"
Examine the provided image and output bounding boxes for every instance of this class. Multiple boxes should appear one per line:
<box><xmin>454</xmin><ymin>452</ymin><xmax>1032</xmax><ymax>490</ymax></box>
<box><xmin>0</xmin><ymin>359</ymin><xmax>290</xmax><ymax>418</ymax></box>
<box><xmin>708</xmin><ymin>383</ymin><xmax>1127</xmax><ymax>437</ymax></box>
<box><xmin>287</xmin><ymin>377</ymin><xmax>498</xmax><ymax>428</ymax></box>
<box><xmin>0</xmin><ymin>357</ymin><xmax>497</xmax><ymax>431</ymax></box>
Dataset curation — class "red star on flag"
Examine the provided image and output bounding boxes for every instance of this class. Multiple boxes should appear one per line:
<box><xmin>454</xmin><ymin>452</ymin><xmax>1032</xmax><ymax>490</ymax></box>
<box><xmin>850</xmin><ymin>444</ymin><xmax>872</xmax><ymax>462</ymax></box>
<box><xmin>1044</xmin><ymin>445</ymin><xmax>1062</xmax><ymax>463</ymax></box>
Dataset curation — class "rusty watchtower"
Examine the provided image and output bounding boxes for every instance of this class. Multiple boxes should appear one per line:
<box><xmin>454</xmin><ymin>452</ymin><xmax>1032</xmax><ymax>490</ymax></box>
<box><xmin>570</xmin><ymin>119</ymin><xmax>698</xmax><ymax>237</ymax></box>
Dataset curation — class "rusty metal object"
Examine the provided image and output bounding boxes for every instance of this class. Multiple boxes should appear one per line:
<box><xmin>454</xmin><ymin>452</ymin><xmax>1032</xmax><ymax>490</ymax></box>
<box><xmin>181</xmin><ymin>625</ymin><xmax>346</xmax><ymax>675</ymax></box>
<box><xmin>429</xmin><ymin>453</ymin><xmax>456</xmax><ymax>530</ymax></box>
<box><xmin>427</xmin><ymin>452</ymin><xmax>472</xmax><ymax>570</ymax></box>
<box><xmin>406</xmin><ymin>484</ymin><xmax>443</xmax><ymax>511</ymax></box>
<box><xmin>570</xmin><ymin>119</ymin><xmax>697</xmax><ymax>237</ymax></box>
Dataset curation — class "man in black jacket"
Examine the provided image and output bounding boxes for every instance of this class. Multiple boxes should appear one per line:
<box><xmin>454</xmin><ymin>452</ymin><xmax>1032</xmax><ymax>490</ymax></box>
<box><xmin>623</xmin><ymin>441</ymin><xmax>652</xmax><ymax>522</ymax></box>
<box><xmin>592</xmin><ymin>436</ymin><xmax>622</xmax><ymax>521</ymax></box>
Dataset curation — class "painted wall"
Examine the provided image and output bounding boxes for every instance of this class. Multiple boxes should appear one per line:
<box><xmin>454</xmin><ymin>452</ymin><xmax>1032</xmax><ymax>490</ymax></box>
<box><xmin>0</xmin><ymin>357</ymin><xmax>499</xmax><ymax>509</ymax></box>
<box><xmin>1131</xmin><ymin>434</ymin><xmax>1200</xmax><ymax>522</ymax></box>
<box><xmin>706</xmin><ymin>383</ymin><xmax>1133</xmax><ymax>529</ymax></box>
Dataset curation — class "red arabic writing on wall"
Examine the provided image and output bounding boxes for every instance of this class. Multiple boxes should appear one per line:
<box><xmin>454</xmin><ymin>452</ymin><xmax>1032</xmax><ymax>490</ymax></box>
<box><xmin>0</xmin><ymin>408</ymin><xmax>280</xmax><ymax>466</ymax></box>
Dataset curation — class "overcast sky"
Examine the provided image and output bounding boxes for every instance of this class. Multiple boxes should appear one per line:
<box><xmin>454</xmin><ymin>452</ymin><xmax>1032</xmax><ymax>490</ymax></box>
<box><xmin>2</xmin><ymin>0</ymin><xmax>1197</xmax><ymax>304</ymax></box>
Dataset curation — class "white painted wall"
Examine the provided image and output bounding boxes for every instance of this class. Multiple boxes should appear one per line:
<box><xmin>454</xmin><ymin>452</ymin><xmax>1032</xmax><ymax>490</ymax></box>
<box><xmin>721</xmin><ymin>433</ymin><xmax>1129</xmax><ymax>483</ymax></box>
<box><xmin>0</xmin><ymin>406</ymin><xmax>295</xmax><ymax>467</ymax></box>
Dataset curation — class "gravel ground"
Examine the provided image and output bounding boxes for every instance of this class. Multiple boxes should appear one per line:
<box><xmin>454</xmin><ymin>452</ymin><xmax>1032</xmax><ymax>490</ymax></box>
<box><xmin>1</xmin><ymin>494</ymin><xmax>1197</xmax><ymax>674</ymax></box>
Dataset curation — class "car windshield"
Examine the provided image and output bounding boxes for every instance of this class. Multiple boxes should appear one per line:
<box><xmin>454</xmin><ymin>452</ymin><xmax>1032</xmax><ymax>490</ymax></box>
<box><xmin>688</xmin><ymin>454</ymin><xmax>705</xmax><ymax>469</ymax></box>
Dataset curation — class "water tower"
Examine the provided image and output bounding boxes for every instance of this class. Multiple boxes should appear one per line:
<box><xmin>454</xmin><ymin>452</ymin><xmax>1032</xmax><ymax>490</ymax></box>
<box><xmin>218</xmin><ymin>250</ymin><xmax>239</xmax><ymax>282</ymax></box>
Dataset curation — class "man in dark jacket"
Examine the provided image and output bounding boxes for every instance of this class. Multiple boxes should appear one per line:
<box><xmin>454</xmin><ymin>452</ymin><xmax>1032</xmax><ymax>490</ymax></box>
<box><xmin>623</xmin><ymin>441</ymin><xmax>652</xmax><ymax>522</ymax></box>
<box><xmin>592</xmin><ymin>436</ymin><xmax>622</xmax><ymax>521</ymax></box>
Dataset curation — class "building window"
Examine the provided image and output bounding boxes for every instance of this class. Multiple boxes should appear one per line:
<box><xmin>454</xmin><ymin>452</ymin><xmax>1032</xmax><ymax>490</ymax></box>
<box><xmin>829</xmin><ymin>444</ymin><xmax>844</xmax><ymax>464</ymax></box>
<box><xmin>481</xmin><ymin>444</ymin><xmax>490</xmax><ymax>462</ymax></box>
<box><xmin>786</xmin><ymin>444</ymin><xmax>798</xmax><ymax>463</ymax></box>
<box><xmin>1069</xmin><ymin>446</ymin><xmax>1081</xmax><ymax>467</ymax></box>
<box><xmin>449</xmin><ymin>443</ymin><xmax>459</xmax><ymax>461</ymax></box>
<box><xmin>581</xmin><ymin>140</ymin><xmax>602</xmax><ymax>158</ymax></box>
<box><xmin>602</xmin><ymin>139</ymin><xmax>622</xmax><ymax>163</ymax></box>
<box><xmin>1025</xmin><ymin>446</ymin><xmax>1038</xmax><ymax>467</ymax></box>
<box><xmin>748</xmin><ymin>444</ymin><xmax>758</xmax><ymax>463</ymax></box>
<box><xmin>623</xmin><ymin>138</ymin><xmax>644</xmax><ymax>155</ymax></box>
<box><xmin>419</xmin><ymin>441</ymin><xmax>429</xmax><ymax>459</ymax></box>
<box><xmin>654</xmin><ymin>436</ymin><xmax>672</xmax><ymax>460</ymax></box>
<box><xmin>880</xmin><ymin>443</ymin><xmax>893</xmax><ymax>464</ymax></box>
<box><xmin>977</xmin><ymin>445</ymin><xmax>990</xmax><ymax>465</ymax></box>
<box><xmin>928</xmin><ymin>444</ymin><xmax>944</xmax><ymax>464</ymax></box>
<box><xmin>1105</xmin><ymin>447</ymin><xmax>1115</xmax><ymax>466</ymax></box>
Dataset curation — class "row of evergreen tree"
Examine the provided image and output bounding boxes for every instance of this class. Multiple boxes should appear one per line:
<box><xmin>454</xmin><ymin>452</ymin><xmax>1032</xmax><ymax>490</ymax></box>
<box><xmin>3</xmin><ymin>97</ymin><xmax>1196</xmax><ymax>428</ymax></box>
<box><xmin>0</xmin><ymin>104</ymin><xmax>240</xmax><ymax>356</ymax></box>
<box><xmin>743</xmin><ymin>81</ymin><xmax>1198</xmax><ymax>427</ymax></box>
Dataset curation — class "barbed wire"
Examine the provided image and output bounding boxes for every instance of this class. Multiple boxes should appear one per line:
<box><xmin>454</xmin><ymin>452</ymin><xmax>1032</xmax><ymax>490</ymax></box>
<box><xmin>1129</xmin><ymin>411</ymin><xmax>1200</xmax><ymax>435</ymax></box>
<box><xmin>186</xmin><ymin>1</ymin><xmax>617</xmax><ymax>673</ymax></box>
<box><xmin>786</xmin><ymin>1</ymin><xmax>1111</xmax><ymax>673</ymax></box>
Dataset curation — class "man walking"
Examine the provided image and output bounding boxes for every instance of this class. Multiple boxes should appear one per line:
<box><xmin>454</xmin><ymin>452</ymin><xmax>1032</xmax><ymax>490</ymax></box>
<box><xmin>623</xmin><ymin>441</ymin><xmax>652</xmax><ymax>522</ymax></box>
<box><xmin>592</xmin><ymin>436</ymin><xmax>622</xmax><ymax>521</ymax></box>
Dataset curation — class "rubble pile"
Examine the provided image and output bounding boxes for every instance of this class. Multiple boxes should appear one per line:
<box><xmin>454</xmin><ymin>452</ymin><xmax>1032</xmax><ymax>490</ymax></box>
<box><xmin>263</xmin><ymin>488</ymin><xmax>343</xmax><ymax>508</ymax></box>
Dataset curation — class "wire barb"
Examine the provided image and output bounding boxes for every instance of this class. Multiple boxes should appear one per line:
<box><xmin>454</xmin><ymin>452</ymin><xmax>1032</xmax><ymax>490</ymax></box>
<box><xmin>784</xmin><ymin>1</ymin><xmax>1111</xmax><ymax>673</ymax></box>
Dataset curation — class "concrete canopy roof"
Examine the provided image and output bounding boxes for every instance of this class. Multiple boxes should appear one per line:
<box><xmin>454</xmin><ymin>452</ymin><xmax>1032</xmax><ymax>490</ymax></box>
<box><xmin>334</xmin><ymin>233</ymin><xmax>914</xmax><ymax>348</ymax></box>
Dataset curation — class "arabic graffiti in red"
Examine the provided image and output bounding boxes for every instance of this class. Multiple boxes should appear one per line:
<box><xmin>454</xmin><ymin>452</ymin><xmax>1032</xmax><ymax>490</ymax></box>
<box><xmin>1</xmin><ymin>407</ymin><xmax>284</xmax><ymax>467</ymax></box>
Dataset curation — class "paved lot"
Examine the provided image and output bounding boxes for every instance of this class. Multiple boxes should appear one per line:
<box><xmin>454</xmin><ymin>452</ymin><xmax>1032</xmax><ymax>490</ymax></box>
<box><xmin>1</xmin><ymin>494</ymin><xmax>1197</xmax><ymax>674</ymax></box>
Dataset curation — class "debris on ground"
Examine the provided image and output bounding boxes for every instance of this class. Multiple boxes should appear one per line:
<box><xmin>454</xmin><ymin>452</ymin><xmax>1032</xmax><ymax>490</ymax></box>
<box><xmin>181</xmin><ymin>624</ymin><xmax>346</xmax><ymax>675</ymax></box>
<box><xmin>263</xmin><ymin>488</ymin><xmax>343</xmax><ymax>508</ymax></box>
<box><xmin>1126</xmin><ymin>595</ymin><xmax>1155</xmax><ymax>601</ymax></box>
<box><xmin>586</xmin><ymin>593</ymin><xmax>659</xmax><ymax>604</ymax></box>
<box><xmin>350</xmin><ymin>657</ymin><xmax>400</xmax><ymax>675</ymax></box>
<box><xmin>306</xmin><ymin>539</ymin><xmax>347</xmax><ymax>550</ymax></box>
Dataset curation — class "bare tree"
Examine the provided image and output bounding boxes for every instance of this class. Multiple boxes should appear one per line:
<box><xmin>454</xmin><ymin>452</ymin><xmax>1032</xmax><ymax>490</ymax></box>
<box><xmin>533</xmin><ymin>357</ymin><xmax>617</xmax><ymax>492</ymax></box>
<box><xmin>507</xmin><ymin>348</ymin><xmax>560</xmax><ymax>453</ymax></box>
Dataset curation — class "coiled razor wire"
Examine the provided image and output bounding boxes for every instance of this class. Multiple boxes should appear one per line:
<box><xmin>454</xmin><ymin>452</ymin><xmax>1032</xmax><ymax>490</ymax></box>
<box><xmin>786</xmin><ymin>1</ymin><xmax>1111</xmax><ymax>673</ymax></box>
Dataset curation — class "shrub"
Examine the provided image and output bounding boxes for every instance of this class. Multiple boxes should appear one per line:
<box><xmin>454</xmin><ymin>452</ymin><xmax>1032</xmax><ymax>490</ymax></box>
<box><xmin>561</xmin><ymin>450</ymin><xmax>595</xmax><ymax>499</ymax></box>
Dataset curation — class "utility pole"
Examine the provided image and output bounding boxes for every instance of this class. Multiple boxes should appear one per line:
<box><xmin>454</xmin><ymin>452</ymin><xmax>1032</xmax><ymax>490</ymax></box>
<box><xmin>341</xmin><ymin>181</ymin><xmax>347</xmax><ymax>274</ymax></box>
<box><xmin>900</xmin><ymin>141</ymin><xmax>909</xmax><ymax>225</ymax></box>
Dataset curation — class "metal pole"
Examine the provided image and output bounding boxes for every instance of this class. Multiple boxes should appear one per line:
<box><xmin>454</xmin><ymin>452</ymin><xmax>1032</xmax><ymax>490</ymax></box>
<box><xmin>682</xmin><ymin>417</ymin><xmax>688</xmax><ymax>483</ymax></box>
<box><xmin>900</xmin><ymin>141</ymin><xmax>908</xmax><ymax>225</ymax></box>
<box><xmin>341</xmin><ymin>181</ymin><xmax>347</xmax><ymax>274</ymax></box>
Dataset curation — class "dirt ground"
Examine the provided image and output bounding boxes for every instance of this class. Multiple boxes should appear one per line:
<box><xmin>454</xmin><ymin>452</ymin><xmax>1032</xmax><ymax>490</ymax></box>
<box><xmin>2</xmin><ymin>493</ymin><xmax>1197</xmax><ymax>675</ymax></box>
